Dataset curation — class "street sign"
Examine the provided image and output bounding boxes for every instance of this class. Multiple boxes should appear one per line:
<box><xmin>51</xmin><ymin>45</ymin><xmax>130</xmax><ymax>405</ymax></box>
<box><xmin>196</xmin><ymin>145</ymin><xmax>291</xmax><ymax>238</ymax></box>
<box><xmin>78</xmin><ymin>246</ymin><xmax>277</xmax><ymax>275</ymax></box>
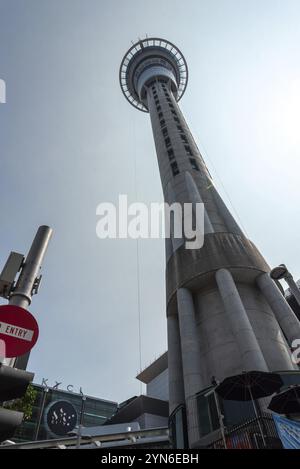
<box><xmin>0</xmin><ymin>305</ymin><xmax>39</xmax><ymax>358</ymax></box>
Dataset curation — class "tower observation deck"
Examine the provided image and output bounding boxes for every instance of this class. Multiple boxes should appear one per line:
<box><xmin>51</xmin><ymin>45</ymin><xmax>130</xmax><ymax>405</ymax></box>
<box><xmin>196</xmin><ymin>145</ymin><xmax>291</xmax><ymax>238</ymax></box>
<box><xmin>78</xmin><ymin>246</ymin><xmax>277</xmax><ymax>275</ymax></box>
<box><xmin>120</xmin><ymin>38</ymin><xmax>300</xmax><ymax>448</ymax></box>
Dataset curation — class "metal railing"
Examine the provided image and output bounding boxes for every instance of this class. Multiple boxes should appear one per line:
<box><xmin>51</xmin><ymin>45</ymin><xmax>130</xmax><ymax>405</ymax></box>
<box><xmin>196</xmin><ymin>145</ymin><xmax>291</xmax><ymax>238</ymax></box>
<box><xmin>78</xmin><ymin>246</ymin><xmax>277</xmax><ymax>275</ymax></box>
<box><xmin>0</xmin><ymin>426</ymin><xmax>169</xmax><ymax>450</ymax></box>
<box><xmin>207</xmin><ymin>413</ymin><xmax>282</xmax><ymax>449</ymax></box>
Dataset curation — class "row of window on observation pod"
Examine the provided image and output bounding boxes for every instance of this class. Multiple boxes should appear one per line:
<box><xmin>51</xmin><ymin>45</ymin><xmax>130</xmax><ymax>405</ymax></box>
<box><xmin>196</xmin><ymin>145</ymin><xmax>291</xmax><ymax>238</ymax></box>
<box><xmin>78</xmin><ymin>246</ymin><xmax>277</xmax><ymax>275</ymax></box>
<box><xmin>0</xmin><ymin>79</ymin><xmax>6</xmax><ymax>103</ymax></box>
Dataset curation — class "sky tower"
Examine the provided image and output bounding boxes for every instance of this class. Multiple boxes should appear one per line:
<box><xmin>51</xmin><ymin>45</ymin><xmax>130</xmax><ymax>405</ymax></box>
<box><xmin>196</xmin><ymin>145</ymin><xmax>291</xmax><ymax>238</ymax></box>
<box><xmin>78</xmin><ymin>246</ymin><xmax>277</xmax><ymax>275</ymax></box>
<box><xmin>119</xmin><ymin>38</ymin><xmax>300</xmax><ymax>448</ymax></box>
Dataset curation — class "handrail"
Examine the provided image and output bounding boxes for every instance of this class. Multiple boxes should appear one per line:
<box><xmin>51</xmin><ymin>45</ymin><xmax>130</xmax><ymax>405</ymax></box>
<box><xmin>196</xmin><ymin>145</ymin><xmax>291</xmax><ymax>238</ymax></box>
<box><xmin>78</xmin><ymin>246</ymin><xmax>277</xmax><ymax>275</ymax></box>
<box><xmin>0</xmin><ymin>426</ymin><xmax>169</xmax><ymax>450</ymax></box>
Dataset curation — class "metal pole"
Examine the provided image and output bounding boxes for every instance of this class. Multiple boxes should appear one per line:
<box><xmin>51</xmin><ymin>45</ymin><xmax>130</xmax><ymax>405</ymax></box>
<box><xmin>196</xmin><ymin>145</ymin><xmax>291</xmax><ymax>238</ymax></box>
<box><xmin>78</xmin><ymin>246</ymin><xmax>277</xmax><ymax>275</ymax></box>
<box><xmin>34</xmin><ymin>386</ymin><xmax>49</xmax><ymax>441</ymax></box>
<box><xmin>76</xmin><ymin>395</ymin><xmax>86</xmax><ymax>449</ymax></box>
<box><xmin>248</xmin><ymin>387</ymin><xmax>266</xmax><ymax>448</ymax></box>
<box><xmin>8</xmin><ymin>225</ymin><xmax>52</xmax><ymax>369</ymax></box>
<box><xmin>213</xmin><ymin>390</ymin><xmax>227</xmax><ymax>449</ymax></box>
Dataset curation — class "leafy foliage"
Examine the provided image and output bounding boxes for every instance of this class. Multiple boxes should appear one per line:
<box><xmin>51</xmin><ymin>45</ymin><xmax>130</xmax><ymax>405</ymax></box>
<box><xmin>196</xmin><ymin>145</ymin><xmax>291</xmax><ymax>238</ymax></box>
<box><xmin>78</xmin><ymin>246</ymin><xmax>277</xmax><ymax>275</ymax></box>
<box><xmin>2</xmin><ymin>384</ymin><xmax>37</xmax><ymax>421</ymax></box>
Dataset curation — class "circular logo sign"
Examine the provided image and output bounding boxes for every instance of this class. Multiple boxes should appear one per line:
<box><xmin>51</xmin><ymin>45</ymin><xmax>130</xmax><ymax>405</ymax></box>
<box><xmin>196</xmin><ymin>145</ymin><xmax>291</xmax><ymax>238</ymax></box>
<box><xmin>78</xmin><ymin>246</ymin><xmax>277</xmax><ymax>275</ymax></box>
<box><xmin>46</xmin><ymin>400</ymin><xmax>77</xmax><ymax>436</ymax></box>
<box><xmin>0</xmin><ymin>305</ymin><xmax>39</xmax><ymax>357</ymax></box>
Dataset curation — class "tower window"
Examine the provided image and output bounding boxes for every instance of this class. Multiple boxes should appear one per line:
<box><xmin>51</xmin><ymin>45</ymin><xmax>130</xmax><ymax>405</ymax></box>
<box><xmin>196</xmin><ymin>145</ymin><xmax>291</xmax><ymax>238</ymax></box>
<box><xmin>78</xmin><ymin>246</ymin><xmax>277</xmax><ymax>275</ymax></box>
<box><xmin>177</xmin><ymin>125</ymin><xmax>184</xmax><ymax>132</ymax></box>
<box><xmin>167</xmin><ymin>148</ymin><xmax>175</xmax><ymax>161</ymax></box>
<box><xmin>160</xmin><ymin>119</ymin><xmax>166</xmax><ymax>127</ymax></box>
<box><xmin>162</xmin><ymin>127</ymin><xmax>168</xmax><ymax>137</ymax></box>
<box><xmin>180</xmin><ymin>134</ymin><xmax>188</xmax><ymax>143</ymax></box>
<box><xmin>190</xmin><ymin>158</ymin><xmax>199</xmax><ymax>171</ymax></box>
<box><xmin>157</xmin><ymin>105</ymin><xmax>161</xmax><ymax>112</ymax></box>
<box><xmin>171</xmin><ymin>109</ymin><xmax>177</xmax><ymax>116</ymax></box>
<box><xmin>185</xmin><ymin>145</ymin><xmax>193</xmax><ymax>156</ymax></box>
<box><xmin>158</xmin><ymin>112</ymin><xmax>163</xmax><ymax>119</ymax></box>
<box><xmin>155</xmin><ymin>98</ymin><xmax>159</xmax><ymax>105</ymax></box>
<box><xmin>174</xmin><ymin>117</ymin><xmax>179</xmax><ymax>123</ymax></box>
<box><xmin>169</xmin><ymin>103</ymin><xmax>174</xmax><ymax>109</ymax></box>
<box><xmin>171</xmin><ymin>161</ymin><xmax>180</xmax><ymax>176</ymax></box>
<box><xmin>165</xmin><ymin>137</ymin><xmax>171</xmax><ymax>148</ymax></box>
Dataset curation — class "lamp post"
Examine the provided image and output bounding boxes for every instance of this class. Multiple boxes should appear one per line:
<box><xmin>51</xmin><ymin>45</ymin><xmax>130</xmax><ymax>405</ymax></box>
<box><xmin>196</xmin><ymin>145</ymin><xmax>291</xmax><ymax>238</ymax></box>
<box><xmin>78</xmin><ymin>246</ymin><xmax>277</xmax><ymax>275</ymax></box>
<box><xmin>34</xmin><ymin>385</ymin><xmax>49</xmax><ymax>441</ymax></box>
<box><xmin>270</xmin><ymin>264</ymin><xmax>300</xmax><ymax>308</ymax></box>
<box><xmin>76</xmin><ymin>394</ymin><xmax>86</xmax><ymax>449</ymax></box>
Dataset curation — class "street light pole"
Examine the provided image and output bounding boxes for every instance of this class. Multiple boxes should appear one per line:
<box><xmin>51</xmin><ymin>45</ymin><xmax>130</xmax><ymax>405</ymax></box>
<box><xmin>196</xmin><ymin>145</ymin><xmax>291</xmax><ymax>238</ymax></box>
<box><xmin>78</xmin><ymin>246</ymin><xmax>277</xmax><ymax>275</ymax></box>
<box><xmin>34</xmin><ymin>386</ymin><xmax>49</xmax><ymax>441</ymax></box>
<box><xmin>76</xmin><ymin>395</ymin><xmax>86</xmax><ymax>449</ymax></box>
<box><xmin>7</xmin><ymin>225</ymin><xmax>53</xmax><ymax>370</ymax></box>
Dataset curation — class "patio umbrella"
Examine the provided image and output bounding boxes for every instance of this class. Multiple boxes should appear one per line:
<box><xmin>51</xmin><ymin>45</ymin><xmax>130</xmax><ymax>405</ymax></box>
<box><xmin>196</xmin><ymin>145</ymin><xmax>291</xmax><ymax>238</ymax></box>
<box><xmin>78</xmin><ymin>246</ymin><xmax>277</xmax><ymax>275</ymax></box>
<box><xmin>268</xmin><ymin>385</ymin><xmax>300</xmax><ymax>415</ymax></box>
<box><xmin>215</xmin><ymin>371</ymin><xmax>283</xmax><ymax>447</ymax></box>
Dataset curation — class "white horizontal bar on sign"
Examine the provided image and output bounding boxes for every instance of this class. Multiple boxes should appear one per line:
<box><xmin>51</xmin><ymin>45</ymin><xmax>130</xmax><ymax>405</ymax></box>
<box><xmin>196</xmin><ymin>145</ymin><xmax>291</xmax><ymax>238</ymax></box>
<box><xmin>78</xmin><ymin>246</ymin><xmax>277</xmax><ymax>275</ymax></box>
<box><xmin>0</xmin><ymin>321</ymin><xmax>34</xmax><ymax>341</ymax></box>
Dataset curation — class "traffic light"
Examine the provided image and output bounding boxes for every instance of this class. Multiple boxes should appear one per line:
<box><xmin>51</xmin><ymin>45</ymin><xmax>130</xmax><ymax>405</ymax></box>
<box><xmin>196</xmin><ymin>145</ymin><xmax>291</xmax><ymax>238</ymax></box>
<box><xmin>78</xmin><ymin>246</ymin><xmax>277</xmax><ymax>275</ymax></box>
<box><xmin>0</xmin><ymin>363</ymin><xmax>34</xmax><ymax>441</ymax></box>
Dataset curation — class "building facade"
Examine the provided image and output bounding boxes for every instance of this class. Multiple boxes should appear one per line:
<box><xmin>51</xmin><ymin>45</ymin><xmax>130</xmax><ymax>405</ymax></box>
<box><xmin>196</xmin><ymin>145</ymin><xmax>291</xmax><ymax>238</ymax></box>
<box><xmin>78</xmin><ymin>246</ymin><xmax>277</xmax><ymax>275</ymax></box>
<box><xmin>120</xmin><ymin>38</ymin><xmax>300</xmax><ymax>448</ymax></box>
<box><xmin>13</xmin><ymin>383</ymin><xmax>118</xmax><ymax>443</ymax></box>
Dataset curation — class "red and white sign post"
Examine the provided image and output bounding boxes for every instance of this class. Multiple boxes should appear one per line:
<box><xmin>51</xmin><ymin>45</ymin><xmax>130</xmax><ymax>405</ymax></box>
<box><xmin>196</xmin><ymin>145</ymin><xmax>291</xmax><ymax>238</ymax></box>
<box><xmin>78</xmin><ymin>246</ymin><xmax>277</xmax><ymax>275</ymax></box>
<box><xmin>0</xmin><ymin>305</ymin><xmax>39</xmax><ymax>358</ymax></box>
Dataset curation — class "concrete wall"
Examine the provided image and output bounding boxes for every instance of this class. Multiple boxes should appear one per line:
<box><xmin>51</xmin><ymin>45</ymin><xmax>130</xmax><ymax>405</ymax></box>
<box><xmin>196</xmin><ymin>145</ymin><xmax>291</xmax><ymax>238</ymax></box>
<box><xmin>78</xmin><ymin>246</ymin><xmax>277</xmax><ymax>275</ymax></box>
<box><xmin>147</xmin><ymin>368</ymin><xmax>169</xmax><ymax>401</ymax></box>
<box><xmin>137</xmin><ymin>413</ymin><xmax>168</xmax><ymax>430</ymax></box>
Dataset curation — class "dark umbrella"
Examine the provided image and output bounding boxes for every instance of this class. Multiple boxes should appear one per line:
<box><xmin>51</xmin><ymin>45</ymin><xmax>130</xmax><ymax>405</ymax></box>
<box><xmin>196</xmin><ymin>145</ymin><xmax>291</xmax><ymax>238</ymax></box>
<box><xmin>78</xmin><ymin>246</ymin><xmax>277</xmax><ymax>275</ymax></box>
<box><xmin>268</xmin><ymin>385</ymin><xmax>300</xmax><ymax>415</ymax></box>
<box><xmin>216</xmin><ymin>371</ymin><xmax>283</xmax><ymax>447</ymax></box>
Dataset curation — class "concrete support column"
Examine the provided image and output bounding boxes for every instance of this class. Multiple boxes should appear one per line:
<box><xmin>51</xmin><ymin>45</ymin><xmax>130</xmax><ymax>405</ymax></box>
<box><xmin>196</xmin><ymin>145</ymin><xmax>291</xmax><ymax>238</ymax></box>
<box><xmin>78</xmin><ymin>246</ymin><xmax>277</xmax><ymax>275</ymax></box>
<box><xmin>215</xmin><ymin>268</ymin><xmax>268</xmax><ymax>372</ymax></box>
<box><xmin>285</xmin><ymin>274</ymin><xmax>300</xmax><ymax>309</ymax></box>
<box><xmin>257</xmin><ymin>272</ymin><xmax>300</xmax><ymax>346</ymax></box>
<box><xmin>167</xmin><ymin>314</ymin><xmax>185</xmax><ymax>415</ymax></box>
<box><xmin>177</xmin><ymin>287</ymin><xmax>203</xmax><ymax>447</ymax></box>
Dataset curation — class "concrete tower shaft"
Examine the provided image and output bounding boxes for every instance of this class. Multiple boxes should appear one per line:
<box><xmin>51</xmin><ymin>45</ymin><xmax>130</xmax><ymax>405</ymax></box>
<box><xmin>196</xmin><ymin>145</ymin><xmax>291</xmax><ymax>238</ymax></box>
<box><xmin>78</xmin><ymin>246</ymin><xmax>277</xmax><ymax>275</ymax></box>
<box><xmin>120</xmin><ymin>38</ymin><xmax>300</xmax><ymax>448</ymax></box>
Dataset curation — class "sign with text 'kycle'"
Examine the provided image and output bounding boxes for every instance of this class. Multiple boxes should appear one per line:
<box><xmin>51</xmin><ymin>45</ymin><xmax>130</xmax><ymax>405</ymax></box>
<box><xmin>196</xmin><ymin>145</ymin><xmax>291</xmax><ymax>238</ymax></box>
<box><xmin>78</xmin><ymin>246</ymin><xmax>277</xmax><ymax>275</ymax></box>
<box><xmin>0</xmin><ymin>305</ymin><xmax>39</xmax><ymax>357</ymax></box>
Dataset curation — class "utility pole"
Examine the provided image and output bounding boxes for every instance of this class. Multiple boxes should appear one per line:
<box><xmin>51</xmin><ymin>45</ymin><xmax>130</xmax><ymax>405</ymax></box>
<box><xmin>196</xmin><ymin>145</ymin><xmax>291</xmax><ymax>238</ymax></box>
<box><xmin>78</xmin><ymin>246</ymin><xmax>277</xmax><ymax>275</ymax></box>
<box><xmin>76</xmin><ymin>395</ymin><xmax>86</xmax><ymax>449</ymax></box>
<box><xmin>34</xmin><ymin>385</ymin><xmax>49</xmax><ymax>441</ymax></box>
<box><xmin>0</xmin><ymin>225</ymin><xmax>52</xmax><ymax>369</ymax></box>
<box><xmin>0</xmin><ymin>225</ymin><xmax>52</xmax><ymax>442</ymax></box>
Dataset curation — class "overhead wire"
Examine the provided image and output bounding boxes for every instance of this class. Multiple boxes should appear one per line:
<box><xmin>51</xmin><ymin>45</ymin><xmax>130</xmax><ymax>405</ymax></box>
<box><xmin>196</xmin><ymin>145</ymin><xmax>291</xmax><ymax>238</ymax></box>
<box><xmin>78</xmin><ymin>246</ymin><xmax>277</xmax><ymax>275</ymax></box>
<box><xmin>132</xmin><ymin>114</ymin><xmax>143</xmax><ymax>395</ymax></box>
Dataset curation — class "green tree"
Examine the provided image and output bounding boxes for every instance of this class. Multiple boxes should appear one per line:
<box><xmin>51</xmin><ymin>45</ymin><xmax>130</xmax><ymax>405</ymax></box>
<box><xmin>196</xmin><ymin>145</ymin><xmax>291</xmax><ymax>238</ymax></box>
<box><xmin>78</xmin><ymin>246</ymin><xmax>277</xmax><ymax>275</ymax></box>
<box><xmin>2</xmin><ymin>384</ymin><xmax>37</xmax><ymax>421</ymax></box>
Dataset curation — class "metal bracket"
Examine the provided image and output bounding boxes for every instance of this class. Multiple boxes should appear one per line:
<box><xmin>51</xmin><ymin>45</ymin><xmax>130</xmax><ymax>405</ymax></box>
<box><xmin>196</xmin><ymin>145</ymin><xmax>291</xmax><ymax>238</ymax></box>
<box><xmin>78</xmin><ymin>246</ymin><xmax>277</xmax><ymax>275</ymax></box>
<box><xmin>0</xmin><ymin>252</ymin><xmax>24</xmax><ymax>299</ymax></box>
<box><xmin>31</xmin><ymin>275</ymin><xmax>42</xmax><ymax>296</ymax></box>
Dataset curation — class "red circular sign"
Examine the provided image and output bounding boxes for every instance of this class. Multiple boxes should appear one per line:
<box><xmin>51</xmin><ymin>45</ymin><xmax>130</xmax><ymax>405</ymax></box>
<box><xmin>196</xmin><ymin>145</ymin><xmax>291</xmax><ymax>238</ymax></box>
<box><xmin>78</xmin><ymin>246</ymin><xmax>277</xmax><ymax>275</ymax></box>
<box><xmin>0</xmin><ymin>305</ymin><xmax>39</xmax><ymax>358</ymax></box>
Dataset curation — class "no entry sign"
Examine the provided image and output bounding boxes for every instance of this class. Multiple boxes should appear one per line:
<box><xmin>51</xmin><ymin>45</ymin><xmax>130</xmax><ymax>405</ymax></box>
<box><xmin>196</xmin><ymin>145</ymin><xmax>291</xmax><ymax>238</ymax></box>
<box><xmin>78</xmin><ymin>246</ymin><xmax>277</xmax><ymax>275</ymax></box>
<box><xmin>0</xmin><ymin>305</ymin><xmax>39</xmax><ymax>358</ymax></box>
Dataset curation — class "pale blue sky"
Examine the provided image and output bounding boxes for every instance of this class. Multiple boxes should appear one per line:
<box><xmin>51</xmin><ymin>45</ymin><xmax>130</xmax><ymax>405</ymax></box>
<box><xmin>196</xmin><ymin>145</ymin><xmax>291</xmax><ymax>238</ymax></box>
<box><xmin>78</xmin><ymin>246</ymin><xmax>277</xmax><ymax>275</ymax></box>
<box><xmin>0</xmin><ymin>0</ymin><xmax>300</xmax><ymax>402</ymax></box>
